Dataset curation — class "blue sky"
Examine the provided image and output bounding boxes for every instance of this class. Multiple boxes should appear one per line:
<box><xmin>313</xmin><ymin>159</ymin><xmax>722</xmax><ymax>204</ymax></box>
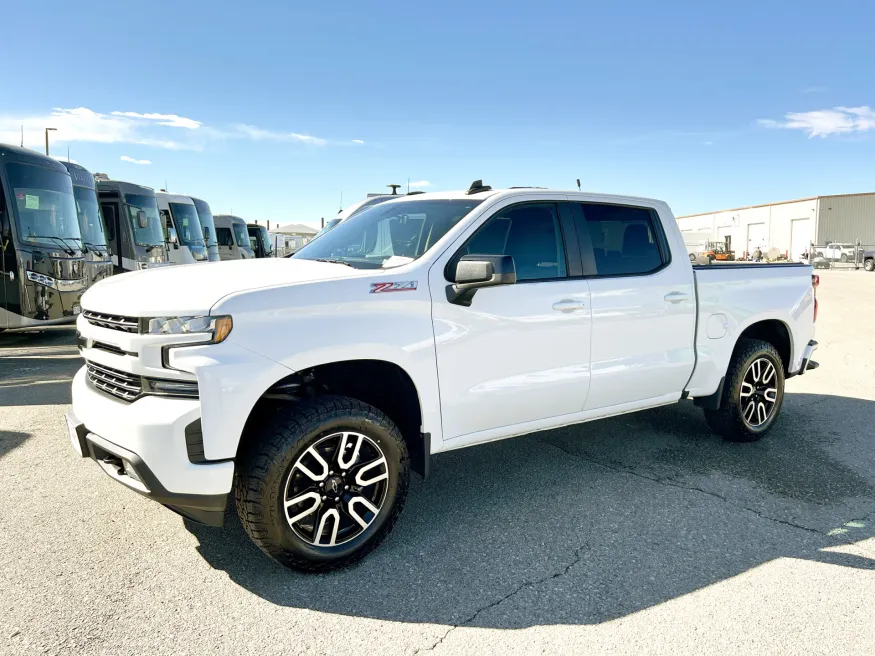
<box><xmin>3</xmin><ymin>0</ymin><xmax>873</xmax><ymax>225</ymax></box>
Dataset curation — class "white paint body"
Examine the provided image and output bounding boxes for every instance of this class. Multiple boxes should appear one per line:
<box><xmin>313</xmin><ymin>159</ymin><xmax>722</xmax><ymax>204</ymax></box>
<box><xmin>71</xmin><ymin>189</ymin><xmax>816</xmax><ymax>501</ymax></box>
<box><xmin>156</xmin><ymin>192</ymin><xmax>209</xmax><ymax>266</ymax></box>
<box><xmin>213</xmin><ymin>215</ymin><xmax>255</xmax><ymax>260</ymax></box>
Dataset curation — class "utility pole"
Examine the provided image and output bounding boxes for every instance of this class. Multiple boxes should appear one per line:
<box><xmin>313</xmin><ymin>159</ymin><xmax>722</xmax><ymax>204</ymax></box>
<box><xmin>45</xmin><ymin>127</ymin><xmax>57</xmax><ymax>156</ymax></box>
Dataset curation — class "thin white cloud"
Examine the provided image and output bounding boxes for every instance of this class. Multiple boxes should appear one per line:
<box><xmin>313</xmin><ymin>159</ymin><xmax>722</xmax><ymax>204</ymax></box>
<box><xmin>0</xmin><ymin>106</ymin><xmax>331</xmax><ymax>152</ymax></box>
<box><xmin>758</xmin><ymin>106</ymin><xmax>875</xmax><ymax>138</ymax></box>
<box><xmin>120</xmin><ymin>155</ymin><xmax>151</xmax><ymax>165</ymax></box>
<box><xmin>235</xmin><ymin>124</ymin><xmax>327</xmax><ymax>145</ymax></box>
<box><xmin>408</xmin><ymin>180</ymin><xmax>431</xmax><ymax>188</ymax></box>
<box><xmin>352</xmin><ymin>139</ymin><xmax>365</xmax><ymax>144</ymax></box>
<box><xmin>111</xmin><ymin>111</ymin><xmax>202</xmax><ymax>129</ymax></box>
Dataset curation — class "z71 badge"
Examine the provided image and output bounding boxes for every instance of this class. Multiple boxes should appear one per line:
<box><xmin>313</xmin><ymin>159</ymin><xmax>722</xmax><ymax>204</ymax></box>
<box><xmin>370</xmin><ymin>281</ymin><xmax>418</xmax><ymax>293</ymax></box>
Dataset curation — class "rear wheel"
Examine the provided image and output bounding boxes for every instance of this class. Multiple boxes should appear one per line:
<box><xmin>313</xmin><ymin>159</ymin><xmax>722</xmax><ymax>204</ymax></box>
<box><xmin>864</xmin><ymin>258</ymin><xmax>874</xmax><ymax>272</ymax></box>
<box><xmin>235</xmin><ymin>395</ymin><xmax>410</xmax><ymax>571</ymax></box>
<box><xmin>840</xmin><ymin>253</ymin><xmax>849</xmax><ymax>263</ymax></box>
<box><xmin>703</xmin><ymin>338</ymin><xmax>785</xmax><ymax>442</ymax></box>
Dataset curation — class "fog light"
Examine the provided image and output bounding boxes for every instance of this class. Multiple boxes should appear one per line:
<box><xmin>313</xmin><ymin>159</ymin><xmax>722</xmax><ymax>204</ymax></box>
<box><xmin>122</xmin><ymin>459</ymin><xmax>142</xmax><ymax>483</ymax></box>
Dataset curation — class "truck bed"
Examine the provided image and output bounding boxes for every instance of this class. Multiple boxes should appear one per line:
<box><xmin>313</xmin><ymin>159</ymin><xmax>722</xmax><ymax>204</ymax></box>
<box><xmin>685</xmin><ymin>262</ymin><xmax>816</xmax><ymax>399</ymax></box>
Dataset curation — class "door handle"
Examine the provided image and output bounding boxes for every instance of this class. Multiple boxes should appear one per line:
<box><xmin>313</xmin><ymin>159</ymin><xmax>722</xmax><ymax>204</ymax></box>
<box><xmin>664</xmin><ymin>291</ymin><xmax>689</xmax><ymax>303</ymax></box>
<box><xmin>552</xmin><ymin>299</ymin><xmax>586</xmax><ymax>313</ymax></box>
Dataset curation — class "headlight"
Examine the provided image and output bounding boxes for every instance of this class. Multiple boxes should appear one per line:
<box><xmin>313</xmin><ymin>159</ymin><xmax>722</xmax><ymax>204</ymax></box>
<box><xmin>26</xmin><ymin>270</ymin><xmax>57</xmax><ymax>288</ymax></box>
<box><xmin>142</xmin><ymin>315</ymin><xmax>233</xmax><ymax>343</ymax></box>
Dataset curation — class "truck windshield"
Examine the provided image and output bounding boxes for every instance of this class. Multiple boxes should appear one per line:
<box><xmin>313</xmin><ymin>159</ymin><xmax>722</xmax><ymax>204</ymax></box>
<box><xmin>73</xmin><ymin>185</ymin><xmax>108</xmax><ymax>250</ymax></box>
<box><xmin>6</xmin><ymin>162</ymin><xmax>82</xmax><ymax>250</ymax></box>
<box><xmin>169</xmin><ymin>203</ymin><xmax>205</xmax><ymax>246</ymax></box>
<box><xmin>233</xmin><ymin>222</ymin><xmax>251</xmax><ymax>250</ymax></box>
<box><xmin>293</xmin><ymin>199</ymin><xmax>483</xmax><ymax>269</ymax></box>
<box><xmin>313</xmin><ymin>218</ymin><xmax>342</xmax><ymax>239</ymax></box>
<box><xmin>192</xmin><ymin>198</ymin><xmax>217</xmax><ymax>247</ymax></box>
<box><xmin>124</xmin><ymin>194</ymin><xmax>164</xmax><ymax>247</ymax></box>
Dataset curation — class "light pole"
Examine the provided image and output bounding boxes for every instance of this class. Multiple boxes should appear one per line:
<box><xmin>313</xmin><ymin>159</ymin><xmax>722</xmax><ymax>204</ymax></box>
<box><xmin>45</xmin><ymin>128</ymin><xmax>57</xmax><ymax>156</ymax></box>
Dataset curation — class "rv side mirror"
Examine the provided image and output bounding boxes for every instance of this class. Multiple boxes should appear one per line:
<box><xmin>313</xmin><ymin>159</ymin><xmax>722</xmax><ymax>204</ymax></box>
<box><xmin>137</xmin><ymin>210</ymin><xmax>148</xmax><ymax>229</ymax></box>
<box><xmin>446</xmin><ymin>254</ymin><xmax>516</xmax><ymax>306</ymax></box>
<box><xmin>167</xmin><ymin>226</ymin><xmax>179</xmax><ymax>248</ymax></box>
<box><xmin>202</xmin><ymin>226</ymin><xmax>210</xmax><ymax>241</ymax></box>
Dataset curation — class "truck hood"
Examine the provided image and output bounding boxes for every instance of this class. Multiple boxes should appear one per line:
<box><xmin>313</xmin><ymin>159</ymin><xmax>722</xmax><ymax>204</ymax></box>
<box><xmin>81</xmin><ymin>258</ymin><xmax>367</xmax><ymax>316</ymax></box>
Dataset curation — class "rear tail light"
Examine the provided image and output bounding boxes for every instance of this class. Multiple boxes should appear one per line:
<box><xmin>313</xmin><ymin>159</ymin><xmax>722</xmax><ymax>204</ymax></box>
<box><xmin>812</xmin><ymin>274</ymin><xmax>819</xmax><ymax>322</ymax></box>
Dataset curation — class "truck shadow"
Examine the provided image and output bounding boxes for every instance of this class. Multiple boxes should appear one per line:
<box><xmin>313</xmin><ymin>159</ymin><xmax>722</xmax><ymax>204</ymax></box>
<box><xmin>0</xmin><ymin>430</ymin><xmax>31</xmax><ymax>459</ymax></box>
<box><xmin>0</xmin><ymin>328</ymin><xmax>80</xmax><ymax>407</ymax></box>
<box><xmin>187</xmin><ymin>391</ymin><xmax>875</xmax><ymax>629</ymax></box>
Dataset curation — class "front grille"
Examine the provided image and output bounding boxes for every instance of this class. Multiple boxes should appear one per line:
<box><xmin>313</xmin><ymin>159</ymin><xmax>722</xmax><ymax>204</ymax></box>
<box><xmin>86</xmin><ymin>361</ymin><xmax>142</xmax><ymax>402</ymax></box>
<box><xmin>91</xmin><ymin>341</ymin><xmax>128</xmax><ymax>357</ymax></box>
<box><xmin>83</xmin><ymin>310</ymin><xmax>138</xmax><ymax>333</ymax></box>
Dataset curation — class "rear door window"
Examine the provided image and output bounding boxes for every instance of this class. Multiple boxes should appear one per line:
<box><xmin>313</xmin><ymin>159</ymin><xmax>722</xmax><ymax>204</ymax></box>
<box><xmin>575</xmin><ymin>203</ymin><xmax>667</xmax><ymax>276</ymax></box>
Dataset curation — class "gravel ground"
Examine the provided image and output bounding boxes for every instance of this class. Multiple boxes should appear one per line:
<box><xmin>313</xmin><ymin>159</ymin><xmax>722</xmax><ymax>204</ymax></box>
<box><xmin>1</xmin><ymin>270</ymin><xmax>874</xmax><ymax>656</ymax></box>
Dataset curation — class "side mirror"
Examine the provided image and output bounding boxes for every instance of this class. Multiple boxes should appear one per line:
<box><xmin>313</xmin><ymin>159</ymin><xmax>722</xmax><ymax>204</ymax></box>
<box><xmin>167</xmin><ymin>226</ymin><xmax>179</xmax><ymax>248</ymax></box>
<box><xmin>137</xmin><ymin>210</ymin><xmax>148</xmax><ymax>229</ymax></box>
<box><xmin>202</xmin><ymin>226</ymin><xmax>210</xmax><ymax>241</ymax></box>
<box><xmin>446</xmin><ymin>254</ymin><xmax>516</xmax><ymax>306</ymax></box>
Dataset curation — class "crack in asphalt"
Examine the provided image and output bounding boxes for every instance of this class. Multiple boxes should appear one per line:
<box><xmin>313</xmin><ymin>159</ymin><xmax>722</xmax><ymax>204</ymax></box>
<box><xmin>412</xmin><ymin>545</ymin><xmax>588</xmax><ymax>654</ymax></box>
<box><xmin>536</xmin><ymin>438</ymin><xmax>865</xmax><ymax>540</ymax></box>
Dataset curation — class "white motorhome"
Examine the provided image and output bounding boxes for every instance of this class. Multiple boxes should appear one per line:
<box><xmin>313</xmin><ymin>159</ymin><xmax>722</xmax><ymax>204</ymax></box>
<box><xmin>156</xmin><ymin>192</ymin><xmax>208</xmax><ymax>265</ymax></box>
<box><xmin>213</xmin><ymin>215</ymin><xmax>255</xmax><ymax>260</ymax></box>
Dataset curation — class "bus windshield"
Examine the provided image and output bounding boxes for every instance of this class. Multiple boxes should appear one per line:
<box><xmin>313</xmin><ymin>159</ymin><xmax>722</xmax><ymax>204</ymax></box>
<box><xmin>233</xmin><ymin>222</ymin><xmax>251</xmax><ymax>251</ymax></box>
<box><xmin>293</xmin><ymin>198</ymin><xmax>483</xmax><ymax>269</ymax></box>
<box><xmin>192</xmin><ymin>198</ymin><xmax>217</xmax><ymax>247</ymax></box>
<box><xmin>6</xmin><ymin>162</ymin><xmax>82</xmax><ymax>250</ymax></box>
<box><xmin>73</xmin><ymin>185</ymin><xmax>108</xmax><ymax>250</ymax></box>
<box><xmin>248</xmin><ymin>225</ymin><xmax>272</xmax><ymax>254</ymax></box>
<box><xmin>169</xmin><ymin>203</ymin><xmax>205</xmax><ymax>246</ymax></box>
<box><xmin>124</xmin><ymin>194</ymin><xmax>164</xmax><ymax>247</ymax></box>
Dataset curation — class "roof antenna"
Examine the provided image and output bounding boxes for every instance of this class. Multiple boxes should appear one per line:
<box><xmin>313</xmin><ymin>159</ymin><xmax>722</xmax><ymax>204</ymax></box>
<box><xmin>339</xmin><ymin>191</ymin><xmax>343</xmax><ymax>213</ymax></box>
<box><xmin>20</xmin><ymin>125</ymin><xmax>24</xmax><ymax>147</ymax></box>
<box><xmin>388</xmin><ymin>184</ymin><xmax>401</xmax><ymax>195</ymax></box>
<box><xmin>67</xmin><ymin>146</ymin><xmax>70</xmax><ymax>162</ymax></box>
<box><xmin>576</xmin><ymin>178</ymin><xmax>581</xmax><ymax>191</ymax></box>
<box><xmin>466</xmin><ymin>179</ymin><xmax>492</xmax><ymax>195</ymax></box>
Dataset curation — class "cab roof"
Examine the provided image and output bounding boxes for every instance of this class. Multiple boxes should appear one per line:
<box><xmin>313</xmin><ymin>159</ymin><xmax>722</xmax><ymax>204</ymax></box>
<box><xmin>389</xmin><ymin>186</ymin><xmax>666</xmax><ymax>208</ymax></box>
<box><xmin>0</xmin><ymin>143</ymin><xmax>69</xmax><ymax>173</ymax></box>
<box><xmin>156</xmin><ymin>191</ymin><xmax>195</xmax><ymax>204</ymax></box>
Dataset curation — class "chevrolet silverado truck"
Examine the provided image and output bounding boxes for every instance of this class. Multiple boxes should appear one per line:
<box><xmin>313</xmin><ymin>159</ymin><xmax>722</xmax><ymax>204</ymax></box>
<box><xmin>67</xmin><ymin>182</ymin><xmax>820</xmax><ymax>571</ymax></box>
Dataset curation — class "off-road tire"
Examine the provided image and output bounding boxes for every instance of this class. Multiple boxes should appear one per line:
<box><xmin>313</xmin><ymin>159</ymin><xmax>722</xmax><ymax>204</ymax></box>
<box><xmin>703</xmin><ymin>338</ymin><xmax>785</xmax><ymax>443</ymax></box>
<box><xmin>235</xmin><ymin>395</ymin><xmax>410</xmax><ymax>571</ymax></box>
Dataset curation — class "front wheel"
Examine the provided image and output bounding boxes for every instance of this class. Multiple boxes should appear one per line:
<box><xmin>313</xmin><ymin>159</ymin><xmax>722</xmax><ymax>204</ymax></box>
<box><xmin>703</xmin><ymin>338</ymin><xmax>785</xmax><ymax>442</ymax></box>
<box><xmin>235</xmin><ymin>396</ymin><xmax>410</xmax><ymax>571</ymax></box>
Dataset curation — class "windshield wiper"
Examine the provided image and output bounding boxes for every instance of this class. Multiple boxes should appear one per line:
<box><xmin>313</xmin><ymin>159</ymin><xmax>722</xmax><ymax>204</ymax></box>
<box><xmin>26</xmin><ymin>235</ymin><xmax>77</xmax><ymax>255</ymax></box>
<box><xmin>313</xmin><ymin>258</ymin><xmax>354</xmax><ymax>267</ymax></box>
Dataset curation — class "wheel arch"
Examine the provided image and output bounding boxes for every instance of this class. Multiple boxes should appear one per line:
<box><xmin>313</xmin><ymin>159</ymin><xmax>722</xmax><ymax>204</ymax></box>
<box><xmin>239</xmin><ymin>358</ymin><xmax>430</xmax><ymax>479</ymax></box>
<box><xmin>736</xmin><ymin>318</ymin><xmax>792</xmax><ymax>374</ymax></box>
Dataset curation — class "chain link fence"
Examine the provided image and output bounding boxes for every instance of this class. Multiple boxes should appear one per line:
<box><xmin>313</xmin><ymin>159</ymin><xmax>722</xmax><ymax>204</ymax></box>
<box><xmin>803</xmin><ymin>240</ymin><xmax>875</xmax><ymax>270</ymax></box>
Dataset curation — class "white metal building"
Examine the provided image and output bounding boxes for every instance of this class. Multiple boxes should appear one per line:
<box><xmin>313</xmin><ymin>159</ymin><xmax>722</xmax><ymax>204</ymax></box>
<box><xmin>676</xmin><ymin>192</ymin><xmax>875</xmax><ymax>261</ymax></box>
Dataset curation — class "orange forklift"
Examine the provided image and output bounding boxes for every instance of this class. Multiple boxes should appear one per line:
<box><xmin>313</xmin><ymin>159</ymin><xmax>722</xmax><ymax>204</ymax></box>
<box><xmin>700</xmin><ymin>236</ymin><xmax>735</xmax><ymax>262</ymax></box>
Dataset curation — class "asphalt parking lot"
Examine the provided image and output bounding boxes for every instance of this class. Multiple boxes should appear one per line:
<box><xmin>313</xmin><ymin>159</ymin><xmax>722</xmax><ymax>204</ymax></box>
<box><xmin>2</xmin><ymin>270</ymin><xmax>874</xmax><ymax>656</ymax></box>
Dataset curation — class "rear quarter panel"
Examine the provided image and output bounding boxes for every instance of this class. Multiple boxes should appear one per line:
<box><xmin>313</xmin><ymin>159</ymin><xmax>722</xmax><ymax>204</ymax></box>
<box><xmin>686</xmin><ymin>265</ymin><xmax>815</xmax><ymax>397</ymax></box>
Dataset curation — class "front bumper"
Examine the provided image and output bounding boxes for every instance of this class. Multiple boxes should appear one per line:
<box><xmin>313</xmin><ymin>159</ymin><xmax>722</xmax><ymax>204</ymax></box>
<box><xmin>68</xmin><ymin>366</ymin><xmax>234</xmax><ymax>526</ymax></box>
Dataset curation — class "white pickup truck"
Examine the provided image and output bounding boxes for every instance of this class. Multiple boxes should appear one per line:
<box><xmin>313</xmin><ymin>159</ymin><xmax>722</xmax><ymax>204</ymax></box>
<box><xmin>67</xmin><ymin>182</ymin><xmax>820</xmax><ymax>571</ymax></box>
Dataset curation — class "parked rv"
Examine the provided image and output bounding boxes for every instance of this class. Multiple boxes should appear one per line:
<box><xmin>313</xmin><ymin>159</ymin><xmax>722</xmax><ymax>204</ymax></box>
<box><xmin>62</xmin><ymin>161</ymin><xmax>113</xmax><ymax>287</ymax></box>
<box><xmin>247</xmin><ymin>223</ymin><xmax>274</xmax><ymax>258</ymax></box>
<box><xmin>97</xmin><ymin>178</ymin><xmax>168</xmax><ymax>273</ymax></box>
<box><xmin>214</xmin><ymin>214</ymin><xmax>254</xmax><ymax>260</ymax></box>
<box><xmin>191</xmin><ymin>196</ymin><xmax>220</xmax><ymax>262</ymax></box>
<box><xmin>156</xmin><ymin>192</ymin><xmax>208</xmax><ymax>265</ymax></box>
<box><xmin>0</xmin><ymin>144</ymin><xmax>86</xmax><ymax>329</ymax></box>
